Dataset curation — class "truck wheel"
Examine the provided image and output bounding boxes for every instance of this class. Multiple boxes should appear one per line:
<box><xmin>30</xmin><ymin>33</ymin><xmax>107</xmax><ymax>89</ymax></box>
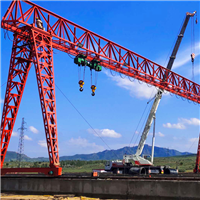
<box><xmin>140</xmin><ymin>168</ymin><xmax>146</xmax><ymax>175</ymax></box>
<box><xmin>164</xmin><ymin>168</ymin><xmax>170</xmax><ymax>174</ymax></box>
<box><xmin>113</xmin><ymin>169</ymin><xmax>117</xmax><ymax>174</ymax></box>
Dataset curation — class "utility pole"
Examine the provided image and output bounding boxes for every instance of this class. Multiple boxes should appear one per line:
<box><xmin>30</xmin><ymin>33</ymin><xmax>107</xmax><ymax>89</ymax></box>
<box><xmin>17</xmin><ymin>118</ymin><xmax>27</xmax><ymax>167</ymax></box>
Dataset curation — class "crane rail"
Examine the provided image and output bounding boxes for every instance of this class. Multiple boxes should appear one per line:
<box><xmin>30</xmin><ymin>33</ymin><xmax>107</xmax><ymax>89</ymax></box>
<box><xmin>2</xmin><ymin>173</ymin><xmax>200</xmax><ymax>181</ymax></box>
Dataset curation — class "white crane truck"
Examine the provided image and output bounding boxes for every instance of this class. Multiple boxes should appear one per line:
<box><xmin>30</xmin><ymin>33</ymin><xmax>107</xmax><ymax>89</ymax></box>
<box><xmin>105</xmin><ymin>11</ymin><xmax>196</xmax><ymax>175</ymax></box>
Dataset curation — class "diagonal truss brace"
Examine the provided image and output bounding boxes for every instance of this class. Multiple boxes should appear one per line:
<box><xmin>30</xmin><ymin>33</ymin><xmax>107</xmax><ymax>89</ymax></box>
<box><xmin>1</xmin><ymin>27</ymin><xmax>60</xmax><ymax>174</ymax></box>
<box><xmin>32</xmin><ymin>29</ymin><xmax>59</xmax><ymax>167</ymax></box>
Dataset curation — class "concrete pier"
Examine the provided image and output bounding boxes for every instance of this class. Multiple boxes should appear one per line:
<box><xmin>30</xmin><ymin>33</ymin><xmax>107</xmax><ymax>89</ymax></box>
<box><xmin>1</xmin><ymin>176</ymin><xmax>200</xmax><ymax>199</ymax></box>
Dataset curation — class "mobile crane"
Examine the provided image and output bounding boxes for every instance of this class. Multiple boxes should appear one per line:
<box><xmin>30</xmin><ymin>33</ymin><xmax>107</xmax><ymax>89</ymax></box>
<box><xmin>105</xmin><ymin>11</ymin><xmax>197</xmax><ymax>175</ymax></box>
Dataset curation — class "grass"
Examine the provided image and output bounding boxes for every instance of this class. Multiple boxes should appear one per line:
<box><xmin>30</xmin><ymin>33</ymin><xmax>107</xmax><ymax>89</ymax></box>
<box><xmin>153</xmin><ymin>154</ymin><xmax>196</xmax><ymax>172</ymax></box>
<box><xmin>3</xmin><ymin>155</ymin><xmax>197</xmax><ymax>173</ymax></box>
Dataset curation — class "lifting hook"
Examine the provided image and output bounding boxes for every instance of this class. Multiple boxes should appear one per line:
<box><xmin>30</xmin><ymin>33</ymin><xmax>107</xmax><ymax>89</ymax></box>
<box><xmin>91</xmin><ymin>85</ymin><xmax>96</xmax><ymax>96</ymax></box>
<box><xmin>191</xmin><ymin>53</ymin><xmax>195</xmax><ymax>63</ymax></box>
<box><xmin>79</xmin><ymin>80</ymin><xmax>84</xmax><ymax>92</ymax></box>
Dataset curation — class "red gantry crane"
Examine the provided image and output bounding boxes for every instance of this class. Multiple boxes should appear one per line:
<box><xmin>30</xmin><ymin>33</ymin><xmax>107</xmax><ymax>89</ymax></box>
<box><xmin>1</xmin><ymin>0</ymin><xmax>200</xmax><ymax>176</ymax></box>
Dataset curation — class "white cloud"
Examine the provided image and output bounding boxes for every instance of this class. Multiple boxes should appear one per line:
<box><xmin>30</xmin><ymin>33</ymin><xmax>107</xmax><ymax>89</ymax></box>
<box><xmin>24</xmin><ymin>135</ymin><xmax>32</xmax><ymax>141</ymax></box>
<box><xmin>38</xmin><ymin>140</ymin><xmax>47</xmax><ymax>148</ymax></box>
<box><xmin>149</xmin><ymin>132</ymin><xmax>165</xmax><ymax>137</ymax></box>
<box><xmin>0</xmin><ymin>98</ymin><xmax>4</xmax><ymax>104</ymax></box>
<box><xmin>88</xmin><ymin>128</ymin><xmax>121</xmax><ymax>138</ymax></box>
<box><xmin>12</xmin><ymin>131</ymin><xmax>18</xmax><ymax>137</ymax></box>
<box><xmin>104</xmin><ymin>70</ymin><xmax>157</xmax><ymax>99</ymax></box>
<box><xmin>104</xmin><ymin>65</ymin><xmax>170</xmax><ymax>100</ymax></box>
<box><xmin>173</xmin><ymin>42</ymin><xmax>200</xmax><ymax>69</ymax></box>
<box><xmin>180</xmin><ymin>118</ymin><xmax>200</xmax><ymax>126</ymax></box>
<box><xmin>163</xmin><ymin>117</ymin><xmax>200</xmax><ymax>130</ymax></box>
<box><xmin>163</xmin><ymin>122</ymin><xmax>186</xmax><ymax>129</ymax></box>
<box><xmin>29</xmin><ymin>126</ymin><xmax>39</xmax><ymax>134</ymax></box>
<box><xmin>189</xmin><ymin>138</ymin><xmax>199</xmax><ymax>143</ymax></box>
<box><xmin>66</xmin><ymin>137</ymin><xmax>104</xmax><ymax>153</ymax></box>
<box><xmin>157</xmin><ymin>132</ymin><xmax>165</xmax><ymax>137</ymax></box>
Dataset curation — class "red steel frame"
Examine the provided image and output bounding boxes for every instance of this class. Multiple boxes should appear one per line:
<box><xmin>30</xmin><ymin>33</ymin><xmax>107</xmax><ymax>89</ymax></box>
<box><xmin>1</xmin><ymin>0</ymin><xmax>200</xmax><ymax>175</ymax></box>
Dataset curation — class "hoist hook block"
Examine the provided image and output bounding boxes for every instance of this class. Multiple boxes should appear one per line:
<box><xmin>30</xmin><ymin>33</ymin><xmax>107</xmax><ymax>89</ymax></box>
<box><xmin>91</xmin><ymin>85</ymin><xmax>96</xmax><ymax>96</ymax></box>
<box><xmin>78</xmin><ymin>80</ymin><xmax>84</xmax><ymax>92</ymax></box>
<box><xmin>74</xmin><ymin>54</ymin><xmax>87</xmax><ymax>66</ymax></box>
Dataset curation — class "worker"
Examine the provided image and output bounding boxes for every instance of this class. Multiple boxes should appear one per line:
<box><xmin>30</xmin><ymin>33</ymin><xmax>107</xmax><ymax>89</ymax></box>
<box><xmin>91</xmin><ymin>85</ymin><xmax>96</xmax><ymax>96</ymax></box>
<box><xmin>36</xmin><ymin>17</ymin><xmax>45</xmax><ymax>30</ymax></box>
<box><xmin>78</xmin><ymin>80</ymin><xmax>84</xmax><ymax>92</ymax></box>
<box><xmin>191</xmin><ymin>53</ymin><xmax>195</xmax><ymax>62</ymax></box>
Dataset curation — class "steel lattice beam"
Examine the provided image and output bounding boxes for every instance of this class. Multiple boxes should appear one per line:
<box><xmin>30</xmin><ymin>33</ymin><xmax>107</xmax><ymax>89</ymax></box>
<box><xmin>1</xmin><ymin>0</ymin><xmax>200</xmax><ymax>104</ymax></box>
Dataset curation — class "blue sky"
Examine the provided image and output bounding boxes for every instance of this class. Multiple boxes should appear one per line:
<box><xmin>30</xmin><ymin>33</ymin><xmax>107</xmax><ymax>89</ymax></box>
<box><xmin>1</xmin><ymin>1</ymin><xmax>200</xmax><ymax>158</ymax></box>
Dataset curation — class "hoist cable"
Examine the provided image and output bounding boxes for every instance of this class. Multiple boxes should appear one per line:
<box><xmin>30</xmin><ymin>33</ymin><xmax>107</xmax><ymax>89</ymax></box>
<box><xmin>1</xmin><ymin>82</ymin><xmax>6</xmax><ymax>88</ymax></box>
<box><xmin>127</xmin><ymin>89</ymin><xmax>156</xmax><ymax>155</ymax></box>
<box><xmin>163</xmin><ymin>16</ymin><xmax>185</xmax><ymax>67</ymax></box>
<box><xmin>83</xmin><ymin>66</ymin><xmax>86</xmax><ymax>81</ymax></box>
<box><xmin>90</xmin><ymin>70</ymin><xmax>93</xmax><ymax>86</ymax></box>
<box><xmin>55</xmin><ymin>84</ymin><xmax>120</xmax><ymax>159</ymax></box>
<box><xmin>95</xmin><ymin>71</ymin><xmax>98</xmax><ymax>86</ymax></box>
<box><xmin>191</xmin><ymin>16</ymin><xmax>195</xmax><ymax>82</ymax></box>
<box><xmin>134</xmin><ymin>99</ymin><xmax>154</xmax><ymax>147</ymax></box>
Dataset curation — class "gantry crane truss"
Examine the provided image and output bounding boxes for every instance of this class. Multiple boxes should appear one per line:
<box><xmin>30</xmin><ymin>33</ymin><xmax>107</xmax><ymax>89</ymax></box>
<box><xmin>1</xmin><ymin>0</ymin><xmax>200</xmax><ymax>175</ymax></box>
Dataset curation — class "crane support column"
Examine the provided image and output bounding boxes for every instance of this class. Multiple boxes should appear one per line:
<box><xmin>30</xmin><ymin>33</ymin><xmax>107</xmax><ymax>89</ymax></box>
<box><xmin>194</xmin><ymin>133</ymin><xmax>200</xmax><ymax>173</ymax></box>
<box><xmin>1</xmin><ymin>33</ymin><xmax>32</xmax><ymax>168</ymax></box>
<box><xmin>32</xmin><ymin>29</ymin><xmax>60</xmax><ymax>169</ymax></box>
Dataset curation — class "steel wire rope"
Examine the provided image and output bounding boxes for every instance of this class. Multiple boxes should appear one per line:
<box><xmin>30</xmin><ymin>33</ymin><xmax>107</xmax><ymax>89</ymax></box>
<box><xmin>124</xmin><ymin>103</ymin><xmax>150</xmax><ymax>156</ymax></box>
<box><xmin>95</xmin><ymin>71</ymin><xmax>98</xmax><ymax>86</ymax></box>
<box><xmin>134</xmin><ymin>98</ymin><xmax>154</xmax><ymax>148</ymax></box>
<box><xmin>147</xmin><ymin>82</ymin><xmax>152</xmax><ymax>88</ymax></box>
<box><xmin>128</xmin><ymin>76</ymin><xmax>135</xmax><ymax>82</ymax></box>
<box><xmin>55</xmin><ymin>84</ymin><xmax>120</xmax><ymax>159</ymax></box>
<box><xmin>119</xmin><ymin>72</ymin><xmax>126</xmax><ymax>79</ymax></box>
<box><xmin>138</xmin><ymin>79</ymin><xmax>143</xmax><ymax>84</ymax></box>
<box><xmin>4</xmin><ymin>28</ymin><xmax>14</xmax><ymax>42</ymax></box>
<box><xmin>187</xmin><ymin>140</ymin><xmax>197</xmax><ymax>156</ymax></box>
<box><xmin>127</xmin><ymin>88</ymin><xmax>156</xmax><ymax>155</ymax></box>
<box><xmin>110</xmin><ymin>69</ymin><xmax>117</xmax><ymax>76</ymax></box>
<box><xmin>1</xmin><ymin>82</ymin><xmax>6</xmax><ymax>88</ymax></box>
<box><xmin>191</xmin><ymin>16</ymin><xmax>195</xmax><ymax>82</ymax></box>
<box><xmin>186</xmin><ymin>134</ymin><xmax>199</xmax><ymax>155</ymax></box>
<box><xmin>163</xmin><ymin>16</ymin><xmax>185</xmax><ymax>68</ymax></box>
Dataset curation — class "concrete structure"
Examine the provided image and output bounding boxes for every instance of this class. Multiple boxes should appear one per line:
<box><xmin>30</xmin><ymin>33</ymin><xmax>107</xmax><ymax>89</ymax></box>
<box><xmin>1</xmin><ymin>176</ymin><xmax>200</xmax><ymax>199</ymax></box>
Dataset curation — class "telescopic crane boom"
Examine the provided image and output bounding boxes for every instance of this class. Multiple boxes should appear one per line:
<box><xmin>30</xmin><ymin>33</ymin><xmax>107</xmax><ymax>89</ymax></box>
<box><xmin>123</xmin><ymin>11</ymin><xmax>196</xmax><ymax>166</ymax></box>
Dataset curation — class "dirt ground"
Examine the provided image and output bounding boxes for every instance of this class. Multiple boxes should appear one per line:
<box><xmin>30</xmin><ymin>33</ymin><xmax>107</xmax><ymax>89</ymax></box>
<box><xmin>1</xmin><ymin>193</ymin><xmax>101</xmax><ymax>200</ymax></box>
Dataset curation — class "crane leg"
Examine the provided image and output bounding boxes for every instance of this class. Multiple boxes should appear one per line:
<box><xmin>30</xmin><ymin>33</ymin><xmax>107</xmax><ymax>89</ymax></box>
<box><xmin>32</xmin><ymin>30</ymin><xmax>61</xmax><ymax>172</ymax></box>
<box><xmin>1</xmin><ymin>34</ymin><xmax>32</xmax><ymax>168</ymax></box>
<box><xmin>194</xmin><ymin>134</ymin><xmax>200</xmax><ymax>173</ymax></box>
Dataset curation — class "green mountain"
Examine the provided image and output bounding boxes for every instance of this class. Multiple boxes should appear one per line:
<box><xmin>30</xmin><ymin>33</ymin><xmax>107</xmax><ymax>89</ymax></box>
<box><xmin>4</xmin><ymin>151</ymin><xmax>31</xmax><ymax>162</ymax></box>
<box><xmin>5</xmin><ymin>145</ymin><xmax>192</xmax><ymax>162</ymax></box>
<box><xmin>59</xmin><ymin>144</ymin><xmax>192</xmax><ymax>161</ymax></box>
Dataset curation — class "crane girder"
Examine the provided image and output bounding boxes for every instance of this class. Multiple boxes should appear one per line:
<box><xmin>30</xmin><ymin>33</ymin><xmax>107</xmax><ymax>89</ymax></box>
<box><xmin>1</xmin><ymin>0</ymin><xmax>200</xmax><ymax>104</ymax></box>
